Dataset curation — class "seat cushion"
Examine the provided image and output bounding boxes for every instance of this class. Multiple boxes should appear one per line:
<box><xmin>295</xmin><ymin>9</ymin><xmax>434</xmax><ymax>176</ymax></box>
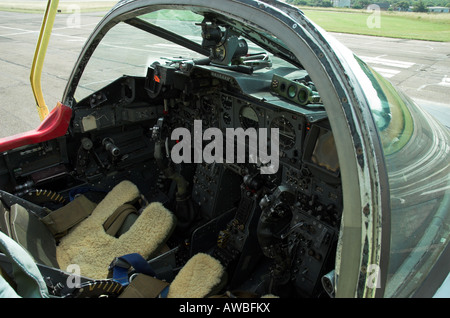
<box><xmin>167</xmin><ymin>253</ymin><xmax>225</xmax><ymax>298</ymax></box>
<box><xmin>56</xmin><ymin>180</ymin><xmax>175</xmax><ymax>280</ymax></box>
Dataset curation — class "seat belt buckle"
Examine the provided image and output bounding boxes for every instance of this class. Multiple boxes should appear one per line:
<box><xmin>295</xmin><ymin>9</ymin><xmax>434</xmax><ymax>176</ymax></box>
<box><xmin>108</xmin><ymin>257</ymin><xmax>130</xmax><ymax>272</ymax></box>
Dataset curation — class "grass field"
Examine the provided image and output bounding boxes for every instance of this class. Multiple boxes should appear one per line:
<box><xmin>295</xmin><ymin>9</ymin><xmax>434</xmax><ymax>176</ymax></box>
<box><xmin>301</xmin><ymin>7</ymin><xmax>450</xmax><ymax>42</ymax></box>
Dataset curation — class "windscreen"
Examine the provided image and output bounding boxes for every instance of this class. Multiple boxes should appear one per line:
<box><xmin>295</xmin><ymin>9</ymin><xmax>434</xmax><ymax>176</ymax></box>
<box><xmin>359</xmin><ymin>57</ymin><xmax>450</xmax><ymax>297</ymax></box>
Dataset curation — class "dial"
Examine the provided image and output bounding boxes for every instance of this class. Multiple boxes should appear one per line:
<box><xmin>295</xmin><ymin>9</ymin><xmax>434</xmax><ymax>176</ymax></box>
<box><xmin>221</xmin><ymin>94</ymin><xmax>233</xmax><ymax>110</ymax></box>
<box><xmin>239</xmin><ymin>105</ymin><xmax>259</xmax><ymax>129</ymax></box>
<box><xmin>201</xmin><ymin>96</ymin><xmax>214</xmax><ymax>112</ymax></box>
<box><xmin>271</xmin><ymin>117</ymin><xmax>296</xmax><ymax>150</ymax></box>
<box><xmin>297</xmin><ymin>85</ymin><xmax>312</xmax><ymax>105</ymax></box>
<box><xmin>287</xmin><ymin>85</ymin><xmax>297</xmax><ymax>99</ymax></box>
<box><xmin>223</xmin><ymin>112</ymin><xmax>232</xmax><ymax>125</ymax></box>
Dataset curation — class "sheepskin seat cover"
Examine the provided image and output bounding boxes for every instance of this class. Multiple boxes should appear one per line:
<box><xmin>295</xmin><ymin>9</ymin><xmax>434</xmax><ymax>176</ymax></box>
<box><xmin>168</xmin><ymin>253</ymin><xmax>224</xmax><ymax>298</ymax></box>
<box><xmin>56</xmin><ymin>180</ymin><xmax>175</xmax><ymax>280</ymax></box>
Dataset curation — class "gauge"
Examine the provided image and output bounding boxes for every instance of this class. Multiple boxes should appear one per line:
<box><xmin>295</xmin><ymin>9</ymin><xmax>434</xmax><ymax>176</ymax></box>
<box><xmin>223</xmin><ymin>112</ymin><xmax>232</xmax><ymax>125</ymax></box>
<box><xmin>221</xmin><ymin>94</ymin><xmax>233</xmax><ymax>110</ymax></box>
<box><xmin>297</xmin><ymin>86</ymin><xmax>310</xmax><ymax>105</ymax></box>
<box><xmin>297</xmin><ymin>85</ymin><xmax>312</xmax><ymax>105</ymax></box>
<box><xmin>287</xmin><ymin>85</ymin><xmax>297</xmax><ymax>99</ymax></box>
<box><xmin>271</xmin><ymin>116</ymin><xmax>296</xmax><ymax>150</ymax></box>
<box><xmin>201</xmin><ymin>96</ymin><xmax>214</xmax><ymax>112</ymax></box>
<box><xmin>239</xmin><ymin>105</ymin><xmax>259</xmax><ymax>129</ymax></box>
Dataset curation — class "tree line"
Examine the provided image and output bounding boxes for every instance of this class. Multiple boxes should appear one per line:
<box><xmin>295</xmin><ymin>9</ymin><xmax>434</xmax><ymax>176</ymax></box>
<box><xmin>286</xmin><ymin>0</ymin><xmax>450</xmax><ymax>11</ymax></box>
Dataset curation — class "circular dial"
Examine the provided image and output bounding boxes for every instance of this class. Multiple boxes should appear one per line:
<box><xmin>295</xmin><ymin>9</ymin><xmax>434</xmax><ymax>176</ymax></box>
<box><xmin>287</xmin><ymin>85</ymin><xmax>297</xmax><ymax>99</ymax></box>
<box><xmin>221</xmin><ymin>95</ymin><xmax>233</xmax><ymax>110</ymax></box>
<box><xmin>271</xmin><ymin>117</ymin><xmax>296</xmax><ymax>150</ymax></box>
<box><xmin>223</xmin><ymin>112</ymin><xmax>232</xmax><ymax>125</ymax></box>
<box><xmin>201</xmin><ymin>96</ymin><xmax>214</xmax><ymax>112</ymax></box>
<box><xmin>239</xmin><ymin>105</ymin><xmax>259</xmax><ymax>129</ymax></box>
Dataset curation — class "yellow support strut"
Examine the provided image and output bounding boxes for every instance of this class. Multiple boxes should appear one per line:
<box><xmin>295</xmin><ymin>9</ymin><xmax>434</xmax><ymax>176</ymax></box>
<box><xmin>30</xmin><ymin>0</ymin><xmax>60</xmax><ymax>121</ymax></box>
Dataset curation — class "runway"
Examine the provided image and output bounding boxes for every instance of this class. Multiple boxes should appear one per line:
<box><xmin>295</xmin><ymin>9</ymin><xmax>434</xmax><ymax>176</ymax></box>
<box><xmin>0</xmin><ymin>10</ymin><xmax>449</xmax><ymax>137</ymax></box>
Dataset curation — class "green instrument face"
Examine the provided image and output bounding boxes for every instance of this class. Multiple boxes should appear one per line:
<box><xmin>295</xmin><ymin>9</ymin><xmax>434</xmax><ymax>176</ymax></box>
<box><xmin>287</xmin><ymin>85</ymin><xmax>297</xmax><ymax>99</ymax></box>
<box><xmin>298</xmin><ymin>88</ymin><xmax>308</xmax><ymax>104</ymax></box>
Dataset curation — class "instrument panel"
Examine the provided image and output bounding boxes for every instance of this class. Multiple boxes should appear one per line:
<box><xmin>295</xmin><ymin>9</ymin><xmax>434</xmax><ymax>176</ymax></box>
<box><xmin>217</xmin><ymin>92</ymin><xmax>306</xmax><ymax>169</ymax></box>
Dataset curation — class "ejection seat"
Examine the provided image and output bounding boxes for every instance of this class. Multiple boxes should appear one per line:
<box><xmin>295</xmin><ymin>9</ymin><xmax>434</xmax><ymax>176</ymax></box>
<box><xmin>1</xmin><ymin>220</ymin><xmax>227</xmax><ymax>298</ymax></box>
<box><xmin>0</xmin><ymin>180</ymin><xmax>175</xmax><ymax>282</ymax></box>
<box><xmin>1</xmin><ymin>180</ymin><xmax>227</xmax><ymax>298</ymax></box>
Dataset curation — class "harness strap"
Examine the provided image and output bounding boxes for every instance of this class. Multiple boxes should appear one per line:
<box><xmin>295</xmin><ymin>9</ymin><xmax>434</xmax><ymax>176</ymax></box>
<box><xmin>103</xmin><ymin>203</ymin><xmax>137</xmax><ymax>237</ymax></box>
<box><xmin>40</xmin><ymin>195</ymin><xmax>97</xmax><ymax>239</ymax></box>
<box><xmin>108</xmin><ymin>253</ymin><xmax>156</xmax><ymax>286</ymax></box>
<box><xmin>119</xmin><ymin>274</ymin><xmax>169</xmax><ymax>298</ymax></box>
